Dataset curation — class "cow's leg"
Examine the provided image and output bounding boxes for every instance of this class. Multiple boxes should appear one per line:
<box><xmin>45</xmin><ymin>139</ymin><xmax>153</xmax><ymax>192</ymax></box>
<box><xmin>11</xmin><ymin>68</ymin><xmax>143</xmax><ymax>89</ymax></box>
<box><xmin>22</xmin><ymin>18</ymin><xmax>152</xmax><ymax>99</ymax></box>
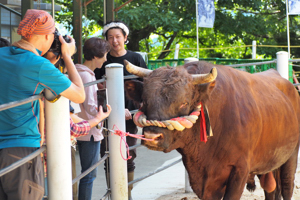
<box><xmin>279</xmin><ymin>144</ymin><xmax>299</xmax><ymax>200</ymax></box>
<box><xmin>264</xmin><ymin>190</ymin><xmax>276</xmax><ymax>200</ymax></box>
<box><xmin>223</xmin><ymin>158</ymin><xmax>249</xmax><ymax>200</ymax></box>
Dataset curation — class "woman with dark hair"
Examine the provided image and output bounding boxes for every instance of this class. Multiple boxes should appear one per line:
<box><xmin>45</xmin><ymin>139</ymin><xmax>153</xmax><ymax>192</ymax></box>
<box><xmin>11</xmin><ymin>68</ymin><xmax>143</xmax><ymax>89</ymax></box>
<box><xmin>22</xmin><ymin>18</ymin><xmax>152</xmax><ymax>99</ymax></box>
<box><xmin>75</xmin><ymin>37</ymin><xmax>111</xmax><ymax>200</ymax></box>
<box><xmin>0</xmin><ymin>38</ymin><xmax>10</xmax><ymax>47</ymax></box>
<box><xmin>95</xmin><ymin>20</ymin><xmax>148</xmax><ymax>200</ymax></box>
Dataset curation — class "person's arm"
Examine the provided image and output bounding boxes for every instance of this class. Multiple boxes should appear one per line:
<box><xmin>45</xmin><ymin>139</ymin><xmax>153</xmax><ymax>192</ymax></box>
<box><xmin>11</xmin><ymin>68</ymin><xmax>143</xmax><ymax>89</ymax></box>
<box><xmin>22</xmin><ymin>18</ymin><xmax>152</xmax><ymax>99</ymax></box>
<box><xmin>70</xmin><ymin>105</ymin><xmax>112</xmax><ymax>138</ymax></box>
<box><xmin>87</xmin><ymin>104</ymin><xmax>112</xmax><ymax>127</ymax></box>
<box><xmin>70</xmin><ymin>117</ymin><xmax>91</xmax><ymax>138</ymax></box>
<box><xmin>59</xmin><ymin>35</ymin><xmax>85</xmax><ymax>103</ymax></box>
<box><xmin>71</xmin><ymin>104</ymin><xmax>112</xmax><ymax>127</ymax></box>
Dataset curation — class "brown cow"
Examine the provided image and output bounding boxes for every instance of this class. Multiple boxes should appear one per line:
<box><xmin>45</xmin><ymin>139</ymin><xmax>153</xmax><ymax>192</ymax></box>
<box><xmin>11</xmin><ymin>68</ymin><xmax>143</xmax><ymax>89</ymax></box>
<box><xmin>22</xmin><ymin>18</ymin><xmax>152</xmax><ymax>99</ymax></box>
<box><xmin>124</xmin><ymin>60</ymin><xmax>300</xmax><ymax>200</ymax></box>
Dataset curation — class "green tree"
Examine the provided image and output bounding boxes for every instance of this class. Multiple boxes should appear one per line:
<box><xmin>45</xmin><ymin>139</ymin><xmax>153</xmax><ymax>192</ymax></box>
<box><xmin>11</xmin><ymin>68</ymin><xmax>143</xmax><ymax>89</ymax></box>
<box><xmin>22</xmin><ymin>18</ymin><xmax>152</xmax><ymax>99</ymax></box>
<box><xmin>52</xmin><ymin>0</ymin><xmax>300</xmax><ymax>59</ymax></box>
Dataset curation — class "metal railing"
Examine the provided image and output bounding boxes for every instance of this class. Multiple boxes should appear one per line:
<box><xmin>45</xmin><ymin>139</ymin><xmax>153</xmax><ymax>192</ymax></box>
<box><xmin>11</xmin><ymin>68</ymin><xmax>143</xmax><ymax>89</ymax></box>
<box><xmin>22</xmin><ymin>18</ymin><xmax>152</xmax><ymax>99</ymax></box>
<box><xmin>73</xmin><ymin>154</ymin><xmax>109</xmax><ymax>185</ymax></box>
<box><xmin>148</xmin><ymin>58</ymin><xmax>274</xmax><ymax>70</ymax></box>
<box><xmin>0</xmin><ymin>146</ymin><xmax>46</xmax><ymax>177</ymax></box>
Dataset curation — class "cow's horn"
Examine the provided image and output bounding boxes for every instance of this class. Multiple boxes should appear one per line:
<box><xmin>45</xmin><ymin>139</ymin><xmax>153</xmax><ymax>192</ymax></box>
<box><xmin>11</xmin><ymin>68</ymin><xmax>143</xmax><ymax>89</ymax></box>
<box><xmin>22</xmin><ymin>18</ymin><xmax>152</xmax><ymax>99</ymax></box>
<box><xmin>124</xmin><ymin>60</ymin><xmax>152</xmax><ymax>77</ymax></box>
<box><xmin>192</xmin><ymin>67</ymin><xmax>217</xmax><ymax>85</ymax></box>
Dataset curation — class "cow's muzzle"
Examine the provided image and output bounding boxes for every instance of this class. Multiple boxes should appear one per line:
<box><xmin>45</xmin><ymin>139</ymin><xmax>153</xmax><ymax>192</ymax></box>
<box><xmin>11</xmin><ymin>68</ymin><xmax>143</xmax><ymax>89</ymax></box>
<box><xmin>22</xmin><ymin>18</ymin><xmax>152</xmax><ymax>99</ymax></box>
<box><xmin>143</xmin><ymin>131</ymin><xmax>164</xmax><ymax>149</ymax></box>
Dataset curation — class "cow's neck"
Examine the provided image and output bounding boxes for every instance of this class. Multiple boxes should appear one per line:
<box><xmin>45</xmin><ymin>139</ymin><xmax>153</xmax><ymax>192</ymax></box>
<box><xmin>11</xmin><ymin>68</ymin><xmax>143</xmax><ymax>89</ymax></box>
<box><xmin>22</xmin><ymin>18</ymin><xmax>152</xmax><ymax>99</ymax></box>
<box><xmin>177</xmin><ymin>127</ymin><xmax>215</xmax><ymax>196</ymax></box>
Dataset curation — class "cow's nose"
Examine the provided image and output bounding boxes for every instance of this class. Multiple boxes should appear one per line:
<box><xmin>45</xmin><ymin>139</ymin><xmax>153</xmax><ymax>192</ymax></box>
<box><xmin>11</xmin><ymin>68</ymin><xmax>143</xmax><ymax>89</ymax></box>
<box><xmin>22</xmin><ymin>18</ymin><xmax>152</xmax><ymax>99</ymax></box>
<box><xmin>144</xmin><ymin>131</ymin><xmax>164</xmax><ymax>141</ymax></box>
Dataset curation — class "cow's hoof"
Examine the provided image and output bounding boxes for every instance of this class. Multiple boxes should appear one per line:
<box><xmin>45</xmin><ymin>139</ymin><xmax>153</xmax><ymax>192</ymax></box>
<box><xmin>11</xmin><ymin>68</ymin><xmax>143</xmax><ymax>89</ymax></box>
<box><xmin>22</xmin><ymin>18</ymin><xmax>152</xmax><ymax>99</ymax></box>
<box><xmin>246</xmin><ymin>183</ymin><xmax>256</xmax><ymax>192</ymax></box>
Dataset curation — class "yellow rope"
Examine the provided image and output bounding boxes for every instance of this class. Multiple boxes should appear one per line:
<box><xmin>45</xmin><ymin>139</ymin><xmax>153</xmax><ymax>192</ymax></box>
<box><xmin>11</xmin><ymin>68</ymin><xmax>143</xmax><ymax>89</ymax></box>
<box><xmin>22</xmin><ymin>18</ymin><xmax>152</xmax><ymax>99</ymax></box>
<box><xmin>134</xmin><ymin>104</ymin><xmax>201</xmax><ymax>131</ymax></box>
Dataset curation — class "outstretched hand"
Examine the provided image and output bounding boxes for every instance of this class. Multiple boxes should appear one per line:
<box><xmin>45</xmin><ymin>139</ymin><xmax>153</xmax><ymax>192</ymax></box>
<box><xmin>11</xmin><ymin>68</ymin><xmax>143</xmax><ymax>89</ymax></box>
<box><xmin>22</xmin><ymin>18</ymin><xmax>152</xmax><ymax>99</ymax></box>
<box><xmin>96</xmin><ymin>104</ymin><xmax>112</xmax><ymax>122</ymax></box>
<box><xmin>125</xmin><ymin>108</ymin><xmax>132</xmax><ymax>120</ymax></box>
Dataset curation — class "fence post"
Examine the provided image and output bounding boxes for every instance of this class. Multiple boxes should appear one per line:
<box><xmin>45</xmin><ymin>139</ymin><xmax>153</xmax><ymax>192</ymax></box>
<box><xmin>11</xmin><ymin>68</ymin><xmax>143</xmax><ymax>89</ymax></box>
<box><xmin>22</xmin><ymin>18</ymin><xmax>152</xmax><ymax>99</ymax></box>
<box><xmin>183</xmin><ymin>58</ymin><xmax>198</xmax><ymax>193</ymax></box>
<box><xmin>252</xmin><ymin>41</ymin><xmax>256</xmax><ymax>59</ymax></box>
<box><xmin>45</xmin><ymin>90</ymin><xmax>72</xmax><ymax>200</ymax></box>
<box><xmin>173</xmin><ymin>43</ymin><xmax>180</xmax><ymax>67</ymax></box>
<box><xmin>106</xmin><ymin>63</ymin><xmax>128</xmax><ymax>200</ymax></box>
<box><xmin>252</xmin><ymin>41</ymin><xmax>256</xmax><ymax>72</ymax></box>
<box><xmin>276</xmin><ymin>51</ymin><xmax>289</xmax><ymax>80</ymax></box>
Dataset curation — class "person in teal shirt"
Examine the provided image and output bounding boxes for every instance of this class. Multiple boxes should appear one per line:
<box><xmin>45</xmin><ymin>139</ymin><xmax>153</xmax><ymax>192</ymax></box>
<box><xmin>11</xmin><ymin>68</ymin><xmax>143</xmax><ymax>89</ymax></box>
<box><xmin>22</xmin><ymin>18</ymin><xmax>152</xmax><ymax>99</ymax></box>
<box><xmin>0</xmin><ymin>9</ymin><xmax>85</xmax><ymax>200</ymax></box>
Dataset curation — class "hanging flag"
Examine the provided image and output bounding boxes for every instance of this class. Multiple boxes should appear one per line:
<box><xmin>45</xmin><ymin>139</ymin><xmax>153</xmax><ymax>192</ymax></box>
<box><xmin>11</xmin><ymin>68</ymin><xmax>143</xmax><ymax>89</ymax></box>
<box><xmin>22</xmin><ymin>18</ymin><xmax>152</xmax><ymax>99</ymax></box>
<box><xmin>289</xmin><ymin>0</ymin><xmax>300</xmax><ymax>15</ymax></box>
<box><xmin>198</xmin><ymin>0</ymin><xmax>215</xmax><ymax>28</ymax></box>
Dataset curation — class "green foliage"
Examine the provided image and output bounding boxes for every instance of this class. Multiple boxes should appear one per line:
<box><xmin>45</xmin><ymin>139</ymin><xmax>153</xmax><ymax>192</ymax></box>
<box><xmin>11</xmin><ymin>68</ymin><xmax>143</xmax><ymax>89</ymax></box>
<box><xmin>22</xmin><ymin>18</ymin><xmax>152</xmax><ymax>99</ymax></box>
<box><xmin>51</xmin><ymin>0</ymin><xmax>300</xmax><ymax>59</ymax></box>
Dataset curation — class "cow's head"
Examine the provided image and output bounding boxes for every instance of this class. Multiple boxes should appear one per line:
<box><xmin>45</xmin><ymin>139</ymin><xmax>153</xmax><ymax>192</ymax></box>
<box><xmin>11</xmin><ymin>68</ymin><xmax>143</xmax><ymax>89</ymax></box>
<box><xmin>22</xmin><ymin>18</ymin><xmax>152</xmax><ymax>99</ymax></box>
<box><xmin>124</xmin><ymin>60</ymin><xmax>217</xmax><ymax>152</ymax></box>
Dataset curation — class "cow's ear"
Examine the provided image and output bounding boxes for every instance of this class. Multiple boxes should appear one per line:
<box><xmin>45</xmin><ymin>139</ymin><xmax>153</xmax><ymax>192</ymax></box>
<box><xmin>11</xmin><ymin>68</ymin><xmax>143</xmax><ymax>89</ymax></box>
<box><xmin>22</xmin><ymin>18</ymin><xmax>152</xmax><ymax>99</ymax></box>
<box><xmin>196</xmin><ymin>80</ymin><xmax>216</xmax><ymax>102</ymax></box>
<box><xmin>208</xmin><ymin>80</ymin><xmax>216</xmax><ymax>93</ymax></box>
<box><xmin>125</xmin><ymin>80</ymin><xmax>143</xmax><ymax>103</ymax></box>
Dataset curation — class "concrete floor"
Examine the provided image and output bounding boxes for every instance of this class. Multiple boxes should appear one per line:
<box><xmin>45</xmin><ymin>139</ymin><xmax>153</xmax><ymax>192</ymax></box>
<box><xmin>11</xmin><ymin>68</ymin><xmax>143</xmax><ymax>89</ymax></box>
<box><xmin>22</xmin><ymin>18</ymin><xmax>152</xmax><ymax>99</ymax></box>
<box><xmin>74</xmin><ymin>139</ymin><xmax>182</xmax><ymax>200</ymax></box>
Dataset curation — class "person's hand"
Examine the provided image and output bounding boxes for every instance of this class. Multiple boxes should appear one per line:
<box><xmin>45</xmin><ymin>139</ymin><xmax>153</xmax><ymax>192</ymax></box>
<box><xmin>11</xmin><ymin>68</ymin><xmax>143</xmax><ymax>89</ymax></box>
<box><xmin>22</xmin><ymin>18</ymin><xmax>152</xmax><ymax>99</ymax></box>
<box><xmin>98</xmin><ymin>82</ymin><xmax>106</xmax><ymax>89</ymax></box>
<box><xmin>125</xmin><ymin>109</ymin><xmax>132</xmax><ymax>120</ymax></box>
<box><xmin>59</xmin><ymin>35</ymin><xmax>76</xmax><ymax>58</ymax></box>
<box><xmin>96</xmin><ymin>104</ymin><xmax>112</xmax><ymax>122</ymax></box>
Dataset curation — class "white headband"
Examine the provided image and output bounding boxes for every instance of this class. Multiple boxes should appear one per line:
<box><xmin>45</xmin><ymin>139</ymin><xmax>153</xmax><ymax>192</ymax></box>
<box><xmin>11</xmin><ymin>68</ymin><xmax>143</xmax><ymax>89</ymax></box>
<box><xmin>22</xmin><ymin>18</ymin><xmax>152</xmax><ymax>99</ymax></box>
<box><xmin>103</xmin><ymin>22</ymin><xmax>129</xmax><ymax>37</ymax></box>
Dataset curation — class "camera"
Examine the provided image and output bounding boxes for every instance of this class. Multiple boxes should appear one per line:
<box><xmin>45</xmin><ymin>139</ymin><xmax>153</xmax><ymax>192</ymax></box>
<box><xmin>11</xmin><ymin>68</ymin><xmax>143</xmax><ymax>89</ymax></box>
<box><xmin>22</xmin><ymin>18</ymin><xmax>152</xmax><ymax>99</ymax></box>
<box><xmin>48</xmin><ymin>28</ymin><xmax>71</xmax><ymax>58</ymax></box>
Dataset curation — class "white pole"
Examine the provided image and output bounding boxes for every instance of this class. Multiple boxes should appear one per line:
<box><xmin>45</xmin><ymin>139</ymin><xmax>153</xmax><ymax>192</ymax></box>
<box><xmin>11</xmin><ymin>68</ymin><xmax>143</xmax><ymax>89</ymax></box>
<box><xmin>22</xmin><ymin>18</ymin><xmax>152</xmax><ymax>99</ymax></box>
<box><xmin>183</xmin><ymin>57</ymin><xmax>198</xmax><ymax>193</ymax></box>
<box><xmin>174</xmin><ymin>43</ymin><xmax>180</xmax><ymax>67</ymax></box>
<box><xmin>45</xmin><ymin>90</ymin><xmax>72</xmax><ymax>200</ymax></box>
<box><xmin>196</xmin><ymin>0</ymin><xmax>199</xmax><ymax>59</ymax></box>
<box><xmin>174</xmin><ymin>43</ymin><xmax>180</xmax><ymax>59</ymax></box>
<box><xmin>286</xmin><ymin>0</ymin><xmax>291</xmax><ymax>58</ymax></box>
<box><xmin>276</xmin><ymin>51</ymin><xmax>289</xmax><ymax>80</ymax></box>
<box><xmin>252</xmin><ymin>40</ymin><xmax>257</xmax><ymax>70</ymax></box>
<box><xmin>51</xmin><ymin>0</ymin><xmax>55</xmax><ymax>18</ymax></box>
<box><xmin>252</xmin><ymin>41</ymin><xmax>256</xmax><ymax>59</ymax></box>
<box><xmin>104</xmin><ymin>0</ymin><xmax>106</xmax><ymax>24</ymax></box>
<box><xmin>106</xmin><ymin>63</ymin><xmax>128</xmax><ymax>200</ymax></box>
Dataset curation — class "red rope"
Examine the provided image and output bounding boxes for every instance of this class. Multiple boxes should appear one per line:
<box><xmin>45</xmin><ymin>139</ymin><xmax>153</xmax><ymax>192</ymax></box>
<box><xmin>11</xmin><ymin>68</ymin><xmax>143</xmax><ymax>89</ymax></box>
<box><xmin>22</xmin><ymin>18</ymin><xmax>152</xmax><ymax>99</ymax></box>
<box><xmin>112</xmin><ymin>125</ymin><xmax>154</xmax><ymax>160</ymax></box>
<box><xmin>200</xmin><ymin>102</ymin><xmax>207</xmax><ymax>143</ymax></box>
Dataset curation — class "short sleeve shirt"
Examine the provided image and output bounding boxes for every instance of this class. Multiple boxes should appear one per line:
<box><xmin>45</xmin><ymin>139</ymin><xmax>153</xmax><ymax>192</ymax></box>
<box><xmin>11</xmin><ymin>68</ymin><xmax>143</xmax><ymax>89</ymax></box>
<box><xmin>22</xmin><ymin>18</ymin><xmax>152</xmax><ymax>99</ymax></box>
<box><xmin>0</xmin><ymin>46</ymin><xmax>71</xmax><ymax>149</ymax></box>
<box><xmin>94</xmin><ymin>50</ymin><xmax>148</xmax><ymax>131</ymax></box>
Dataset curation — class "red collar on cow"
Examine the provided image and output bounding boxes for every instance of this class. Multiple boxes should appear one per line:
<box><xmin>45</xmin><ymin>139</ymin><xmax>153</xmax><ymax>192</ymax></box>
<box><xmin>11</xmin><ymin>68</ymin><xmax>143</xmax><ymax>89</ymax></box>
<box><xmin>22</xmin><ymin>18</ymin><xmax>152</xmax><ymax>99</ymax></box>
<box><xmin>133</xmin><ymin>102</ymin><xmax>212</xmax><ymax>143</ymax></box>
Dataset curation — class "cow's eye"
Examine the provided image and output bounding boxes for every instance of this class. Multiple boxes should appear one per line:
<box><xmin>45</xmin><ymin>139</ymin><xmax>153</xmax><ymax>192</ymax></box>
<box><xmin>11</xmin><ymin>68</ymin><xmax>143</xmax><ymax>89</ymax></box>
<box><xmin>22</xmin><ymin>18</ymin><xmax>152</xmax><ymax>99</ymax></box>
<box><xmin>179</xmin><ymin>102</ymin><xmax>188</xmax><ymax>109</ymax></box>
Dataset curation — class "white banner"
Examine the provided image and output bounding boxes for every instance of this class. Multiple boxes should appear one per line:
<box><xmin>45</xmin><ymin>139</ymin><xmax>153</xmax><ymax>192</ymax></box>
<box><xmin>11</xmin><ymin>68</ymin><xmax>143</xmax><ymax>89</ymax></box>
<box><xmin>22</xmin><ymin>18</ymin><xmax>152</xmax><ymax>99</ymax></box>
<box><xmin>198</xmin><ymin>0</ymin><xmax>215</xmax><ymax>28</ymax></box>
<box><xmin>289</xmin><ymin>0</ymin><xmax>300</xmax><ymax>15</ymax></box>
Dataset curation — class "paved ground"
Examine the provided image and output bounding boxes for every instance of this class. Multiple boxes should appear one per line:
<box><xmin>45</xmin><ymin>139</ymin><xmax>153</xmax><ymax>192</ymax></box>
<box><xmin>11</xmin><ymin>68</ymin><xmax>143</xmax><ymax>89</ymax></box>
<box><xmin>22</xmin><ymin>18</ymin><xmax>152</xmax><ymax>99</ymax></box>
<box><xmin>74</xmin><ymin>130</ymin><xmax>300</xmax><ymax>200</ymax></box>
<box><xmin>74</xmin><ymin>138</ymin><xmax>182</xmax><ymax>200</ymax></box>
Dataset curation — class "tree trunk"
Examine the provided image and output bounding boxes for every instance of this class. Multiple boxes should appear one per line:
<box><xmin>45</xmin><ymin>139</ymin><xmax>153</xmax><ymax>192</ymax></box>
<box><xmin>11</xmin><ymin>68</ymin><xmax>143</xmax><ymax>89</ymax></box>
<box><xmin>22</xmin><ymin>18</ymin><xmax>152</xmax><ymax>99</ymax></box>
<box><xmin>127</xmin><ymin>25</ymin><xmax>156</xmax><ymax>52</ymax></box>
<box><xmin>157</xmin><ymin>32</ymin><xmax>178</xmax><ymax>59</ymax></box>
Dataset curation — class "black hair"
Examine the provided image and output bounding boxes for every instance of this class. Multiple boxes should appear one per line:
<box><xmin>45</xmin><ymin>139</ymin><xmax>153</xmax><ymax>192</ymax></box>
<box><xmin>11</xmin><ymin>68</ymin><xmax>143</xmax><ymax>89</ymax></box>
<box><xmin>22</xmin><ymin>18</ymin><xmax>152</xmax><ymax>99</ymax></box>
<box><xmin>0</xmin><ymin>38</ymin><xmax>10</xmax><ymax>47</ymax></box>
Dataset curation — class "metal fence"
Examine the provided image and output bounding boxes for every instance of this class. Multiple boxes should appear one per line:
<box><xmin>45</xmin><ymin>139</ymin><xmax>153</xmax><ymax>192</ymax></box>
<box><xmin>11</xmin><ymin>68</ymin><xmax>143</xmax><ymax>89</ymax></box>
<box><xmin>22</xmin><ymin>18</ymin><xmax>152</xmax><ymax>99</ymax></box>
<box><xmin>148</xmin><ymin>57</ymin><xmax>294</xmax><ymax>82</ymax></box>
<box><xmin>148</xmin><ymin>58</ymin><xmax>274</xmax><ymax>70</ymax></box>
<box><xmin>0</xmin><ymin>53</ymin><xmax>298</xmax><ymax>199</ymax></box>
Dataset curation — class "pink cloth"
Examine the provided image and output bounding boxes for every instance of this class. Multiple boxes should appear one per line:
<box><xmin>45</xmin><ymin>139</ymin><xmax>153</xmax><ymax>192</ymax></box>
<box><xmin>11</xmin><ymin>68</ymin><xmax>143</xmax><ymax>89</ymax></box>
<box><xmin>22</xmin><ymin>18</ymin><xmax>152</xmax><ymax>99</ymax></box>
<box><xmin>75</xmin><ymin>64</ymin><xmax>103</xmax><ymax>141</ymax></box>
